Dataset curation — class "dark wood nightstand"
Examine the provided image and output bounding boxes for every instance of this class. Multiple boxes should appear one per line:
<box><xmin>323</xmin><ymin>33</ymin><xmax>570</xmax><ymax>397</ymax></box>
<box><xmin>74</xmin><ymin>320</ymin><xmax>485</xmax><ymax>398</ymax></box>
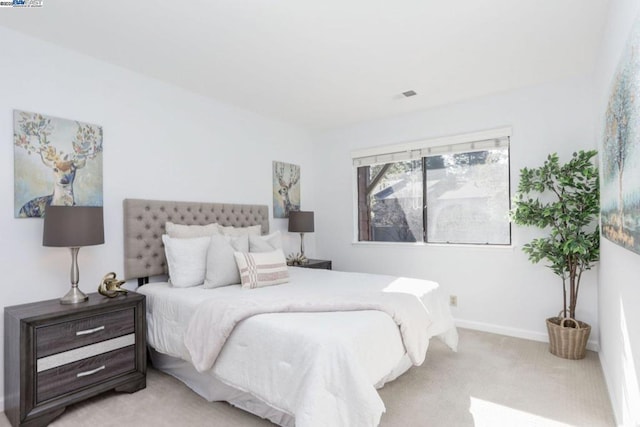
<box><xmin>298</xmin><ymin>259</ymin><xmax>332</xmax><ymax>270</ymax></box>
<box><xmin>4</xmin><ymin>292</ymin><xmax>146</xmax><ymax>427</ymax></box>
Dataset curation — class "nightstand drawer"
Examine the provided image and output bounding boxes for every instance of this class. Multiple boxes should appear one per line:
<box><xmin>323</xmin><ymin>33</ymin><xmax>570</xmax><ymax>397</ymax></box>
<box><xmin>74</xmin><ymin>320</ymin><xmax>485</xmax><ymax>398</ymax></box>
<box><xmin>36</xmin><ymin>308</ymin><xmax>135</xmax><ymax>358</ymax></box>
<box><xmin>36</xmin><ymin>345</ymin><xmax>135</xmax><ymax>403</ymax></box>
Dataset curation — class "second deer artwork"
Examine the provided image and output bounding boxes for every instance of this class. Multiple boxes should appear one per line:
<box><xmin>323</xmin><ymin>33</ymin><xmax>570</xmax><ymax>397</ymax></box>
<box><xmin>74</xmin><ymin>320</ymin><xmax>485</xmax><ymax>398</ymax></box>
<box><xmin>14</xmin><ymin>110</ymin><xmax>103</xmax><ymax>218</ymax></box>
<box><xmin>273</xmin><ymin>161</ymin><xmax>300</xmax><ymax>218</ymax></box>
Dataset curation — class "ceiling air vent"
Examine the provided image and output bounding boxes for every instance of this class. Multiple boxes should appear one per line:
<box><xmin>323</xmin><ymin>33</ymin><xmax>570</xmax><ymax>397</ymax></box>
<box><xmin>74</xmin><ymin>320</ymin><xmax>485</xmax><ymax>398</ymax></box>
<box><xmin>402</xmin><ymin>90</ymin><xmax>417</xmax><ymax>97</ymax></box>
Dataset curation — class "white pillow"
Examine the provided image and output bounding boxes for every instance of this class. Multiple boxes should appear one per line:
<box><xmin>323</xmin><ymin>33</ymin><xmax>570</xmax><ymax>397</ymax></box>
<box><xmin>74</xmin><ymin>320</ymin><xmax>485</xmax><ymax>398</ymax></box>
<box><xmin>166</xmin><ymin>221</ymin><xmax>220</xmax><ymax>238</ymax></box>
<box><xmin>204</xmin><ymin>235</ymin><xmax>249</xmax><ymax>288</ymax></box>
<box><xmin>249</xmin><ymin>231</ymin><xmax>283</xmax><ymax>252</ymax></box>
<box><xmin>219</xmin><ymin>224</ymin><xmax>262</xmax><ymax>237</ymax></box>
<box><xmin>234</xmin><ymin>249</ymin><xmax>289</xmax><ymax>289</ymax></box>
<box><xmin>162</xmin><ymin>235</ymin><xmax>211</xmax><ymax>287</ymax></box>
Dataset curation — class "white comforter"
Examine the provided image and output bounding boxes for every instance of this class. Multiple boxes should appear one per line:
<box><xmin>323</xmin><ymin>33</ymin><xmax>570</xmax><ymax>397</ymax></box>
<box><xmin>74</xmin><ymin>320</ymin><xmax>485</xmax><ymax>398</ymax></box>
<box><xmin>185</xmin><ymin>288</ymin><xmax>432</xmax><ymax>372</ymax></box>
<box><xmin>139</xmin><ymin>268</ymin><xmax>457</xmax><ymax>427</ymax></box>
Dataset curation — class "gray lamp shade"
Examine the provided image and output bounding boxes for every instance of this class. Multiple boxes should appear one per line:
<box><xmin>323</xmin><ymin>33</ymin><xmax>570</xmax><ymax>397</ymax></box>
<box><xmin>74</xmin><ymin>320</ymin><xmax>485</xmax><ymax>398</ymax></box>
<box><xmin>288</xmin><ymin>211</ymin><xmax>314</xmax><ymax>233</ymax></box>
<box><xmin>43</xmin><ymin>206</ymin><xmax>105</xmax><ymax>248</ymax></box>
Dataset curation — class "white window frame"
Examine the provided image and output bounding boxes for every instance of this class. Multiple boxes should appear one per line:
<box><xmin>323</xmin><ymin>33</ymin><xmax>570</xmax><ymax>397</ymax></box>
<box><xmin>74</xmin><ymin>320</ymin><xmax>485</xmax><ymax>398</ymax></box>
<box><xmin>351</xmin><ymin>127</ymin><xmax>512</xmax><ymax>245</ymax></box>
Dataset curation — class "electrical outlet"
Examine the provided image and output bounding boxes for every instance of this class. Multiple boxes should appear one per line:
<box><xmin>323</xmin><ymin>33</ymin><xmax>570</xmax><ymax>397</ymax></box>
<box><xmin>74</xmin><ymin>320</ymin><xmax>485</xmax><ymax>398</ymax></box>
<box><xmin>449</xmin><ymin>295</ymin><xmax>458</xmax><ymax>307</ymax></box>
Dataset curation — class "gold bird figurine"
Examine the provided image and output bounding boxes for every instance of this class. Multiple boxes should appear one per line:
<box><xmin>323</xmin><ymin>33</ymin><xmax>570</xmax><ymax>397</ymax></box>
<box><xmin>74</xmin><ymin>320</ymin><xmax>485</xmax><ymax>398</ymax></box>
<box><xmin>98</xmin><ymin>272</ymin><xmax>128</xmax><ymax>298</ymax></box>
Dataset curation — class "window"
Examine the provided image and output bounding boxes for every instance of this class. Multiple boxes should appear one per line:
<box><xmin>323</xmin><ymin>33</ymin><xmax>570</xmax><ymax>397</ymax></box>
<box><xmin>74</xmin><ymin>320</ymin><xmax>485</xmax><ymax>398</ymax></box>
<box><xmin>357</xmin><ymin>160</ymin><xmax>423</xmax><ymax>242</ymax></box>
<box><xmin>354</xmin><ymin>130</ymin><xmax>511</xmax><ymax>245</ymax></box>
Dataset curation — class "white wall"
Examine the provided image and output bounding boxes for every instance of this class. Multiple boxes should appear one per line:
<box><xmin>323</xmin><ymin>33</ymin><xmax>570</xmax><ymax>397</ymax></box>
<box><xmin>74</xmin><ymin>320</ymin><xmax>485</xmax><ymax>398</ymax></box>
<box><xmin>594</xmin><ymin>1</ymin><xmax>640</xmax><ymax>424</ymax></box>
<box><xmin>312</xmin><ymin>74</ymin><xmax>599</xmax><ymax>348</ymax></box>
<box><xmin>0</xmin><ymin>26</ymin><xmax>315</xmax><ymax>408</ymax></box>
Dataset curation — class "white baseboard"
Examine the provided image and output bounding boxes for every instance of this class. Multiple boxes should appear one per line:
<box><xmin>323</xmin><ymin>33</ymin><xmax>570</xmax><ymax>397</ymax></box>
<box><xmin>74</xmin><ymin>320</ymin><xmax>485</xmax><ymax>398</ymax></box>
<box><xmin>455</xmin><ymin>318</ymin><xmax>600</xmax><ymax>352</ymax></box>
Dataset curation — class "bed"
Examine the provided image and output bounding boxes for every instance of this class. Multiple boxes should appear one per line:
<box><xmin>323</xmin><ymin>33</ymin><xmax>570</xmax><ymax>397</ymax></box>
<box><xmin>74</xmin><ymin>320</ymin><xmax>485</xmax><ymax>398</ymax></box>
<box><xmin>123</xmin><ymin>198</ymin><xmax>458</xmax><ymax>427</ymax></box>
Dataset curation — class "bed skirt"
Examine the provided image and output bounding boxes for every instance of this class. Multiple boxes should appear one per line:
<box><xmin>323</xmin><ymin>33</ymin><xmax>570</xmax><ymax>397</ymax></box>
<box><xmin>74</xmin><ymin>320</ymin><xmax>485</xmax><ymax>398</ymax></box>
<box><xmin>149</xmin><ymin>347</ymin><xmax>415</xmax><ymax>426</ymax></box>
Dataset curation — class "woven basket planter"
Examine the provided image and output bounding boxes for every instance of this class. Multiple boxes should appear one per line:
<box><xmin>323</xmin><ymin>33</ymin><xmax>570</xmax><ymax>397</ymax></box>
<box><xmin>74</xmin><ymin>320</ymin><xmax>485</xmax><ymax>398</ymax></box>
<box><xmin>546</xmin><ymin>317</ymin><xmax>591</xmax><ymax>360</ymax></box>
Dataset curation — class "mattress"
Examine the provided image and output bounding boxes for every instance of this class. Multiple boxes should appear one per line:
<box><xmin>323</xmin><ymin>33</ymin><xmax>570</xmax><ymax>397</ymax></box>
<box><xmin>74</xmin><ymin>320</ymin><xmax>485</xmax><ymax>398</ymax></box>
<box><xmin>137</xmin><ymin>267</ymin><xmax>457</xmax><ymax>426</ymax></box>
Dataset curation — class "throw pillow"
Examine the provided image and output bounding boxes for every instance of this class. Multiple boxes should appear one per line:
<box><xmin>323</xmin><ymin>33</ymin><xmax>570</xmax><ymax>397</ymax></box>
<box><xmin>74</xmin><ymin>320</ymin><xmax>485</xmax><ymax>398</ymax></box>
<box><xmin>166</xmin><ymin>221</ymin><xmax>220</xmax><ymax>238</ymax></box>
<box><xmin>204</xmin><ymin>234</ymin><xmax>249</xmax><ymax>288</ymax></box>
<box><xmin>162</xmin><ymin>235</ymin><xmax>211</xmax><ymax>287</ymax></box>
<box><xmin>249</xmin><ymin>231</ymin><xmax>283</xmax><ymax>252</ymax></box>
<box><xmin>219</xmin><ymin>224</ymin><xmax>262</xmax><ymax>237</ymax></box>
<box><xmin>234</xmin><ymin>249</ymin><xmax>289</xmax><ymax>289</ymax></box>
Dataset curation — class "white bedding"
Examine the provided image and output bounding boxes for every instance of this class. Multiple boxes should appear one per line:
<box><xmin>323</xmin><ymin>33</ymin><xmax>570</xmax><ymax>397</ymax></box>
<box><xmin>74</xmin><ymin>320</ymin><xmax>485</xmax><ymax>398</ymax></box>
<box><xmin>138</xmin><ymin>267</ymin><xmax>458</xmax><ymax>427</ymax></box>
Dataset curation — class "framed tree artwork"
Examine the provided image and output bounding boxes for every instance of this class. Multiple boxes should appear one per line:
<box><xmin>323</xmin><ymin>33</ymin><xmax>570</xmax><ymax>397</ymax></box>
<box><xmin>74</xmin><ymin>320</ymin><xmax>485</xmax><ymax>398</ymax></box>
<box><xmin>14</xmin><ymin>110</ymin><xmax>103</xmax><ymax>218</ymax></box>
<box><xmin>601</xmin><ymin>15</ymin><xmax>640</xmax><ymax>255</ymax></box>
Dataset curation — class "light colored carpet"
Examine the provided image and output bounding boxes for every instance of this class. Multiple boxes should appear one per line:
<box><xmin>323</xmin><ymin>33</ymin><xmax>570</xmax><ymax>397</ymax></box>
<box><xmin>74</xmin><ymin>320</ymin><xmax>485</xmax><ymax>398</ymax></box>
<box><xmin>1</xmin><ymin>329</ymin><xmax>615</xmax><ymax>426</ymax></box>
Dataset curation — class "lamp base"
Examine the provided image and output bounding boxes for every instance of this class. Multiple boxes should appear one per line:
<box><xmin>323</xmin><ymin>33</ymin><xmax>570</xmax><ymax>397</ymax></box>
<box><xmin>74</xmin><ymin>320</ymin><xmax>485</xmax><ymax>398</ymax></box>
<box><xmin>299</xmin><ymin>232</ymin><xmax>306</xmax><ymax>258</ymax></box>
<box><xmin>60</xmin><ymin>286</ymin><xmax>88</xmax><ymax>305</ymax></box>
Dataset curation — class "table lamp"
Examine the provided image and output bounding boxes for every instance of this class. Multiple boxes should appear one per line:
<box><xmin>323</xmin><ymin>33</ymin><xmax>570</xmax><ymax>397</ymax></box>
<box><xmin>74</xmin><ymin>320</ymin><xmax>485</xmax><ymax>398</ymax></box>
<box><xmin>288</xmin><ymin>211</ymin><xmax>314</xmax><ymax>257</ymax></box>
<box><xmin>43</xmin><ymin>205</ymin><xmax>105</xmax><ymax>304</ymax></box>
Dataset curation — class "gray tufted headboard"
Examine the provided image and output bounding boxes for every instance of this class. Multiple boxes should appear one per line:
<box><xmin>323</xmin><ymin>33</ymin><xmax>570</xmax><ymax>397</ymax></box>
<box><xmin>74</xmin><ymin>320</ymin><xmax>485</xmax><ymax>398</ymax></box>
<box><xmin>123</xmin><ymin>199</ymin><xmax>269</xmax><ymax>281</ymax></box>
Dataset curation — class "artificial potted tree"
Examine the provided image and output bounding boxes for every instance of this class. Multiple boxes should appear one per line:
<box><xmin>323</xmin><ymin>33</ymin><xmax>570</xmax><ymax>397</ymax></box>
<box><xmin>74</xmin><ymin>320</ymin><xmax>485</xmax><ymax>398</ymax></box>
<box><xmin>511</xmin><ymin>150</ymin><xmax>600</xmax><ymax>360</ymax></box>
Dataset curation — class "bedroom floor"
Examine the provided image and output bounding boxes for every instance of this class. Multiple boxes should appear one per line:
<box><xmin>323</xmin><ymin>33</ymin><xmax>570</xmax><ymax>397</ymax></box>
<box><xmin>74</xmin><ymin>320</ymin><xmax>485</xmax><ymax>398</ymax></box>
<box><xmin>0</xmin><ymin>328</ymin><xmax>614</xmax><ymax>427</ymax></box>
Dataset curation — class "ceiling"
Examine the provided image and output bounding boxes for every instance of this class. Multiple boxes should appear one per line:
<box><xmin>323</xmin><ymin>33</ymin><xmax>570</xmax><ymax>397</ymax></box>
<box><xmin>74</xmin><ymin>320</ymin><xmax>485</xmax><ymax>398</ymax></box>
<box><xmin>0</xmin><ymin>0</ymin><xmax>610</xmax><ymax>130</ymax></box>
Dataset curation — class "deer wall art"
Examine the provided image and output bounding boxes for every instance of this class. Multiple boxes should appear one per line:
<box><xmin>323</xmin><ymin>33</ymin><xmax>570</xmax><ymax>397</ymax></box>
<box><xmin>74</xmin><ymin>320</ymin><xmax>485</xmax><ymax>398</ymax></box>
<box><xmin>14</xmin><ymin>111</ymin><xmax>103</xmax><ymax>218</ymax></box>
<box><xmin>273</xmin><ymin>161</ymin><xmax>300</xmax><ymax>218</ymax></box>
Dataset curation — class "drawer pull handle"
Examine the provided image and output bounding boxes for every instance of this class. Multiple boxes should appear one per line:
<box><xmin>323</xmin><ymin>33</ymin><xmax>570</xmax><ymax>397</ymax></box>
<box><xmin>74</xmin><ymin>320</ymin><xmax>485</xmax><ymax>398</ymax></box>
<box><xmin>76</xmin><ymin>365</ymin><xmax>105</xmax><ymax>378</ymax></box>
<box><xmin>76</xmin><ymin>326</ymin><xmax>105</xmax><ymax>336</ymax></box>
